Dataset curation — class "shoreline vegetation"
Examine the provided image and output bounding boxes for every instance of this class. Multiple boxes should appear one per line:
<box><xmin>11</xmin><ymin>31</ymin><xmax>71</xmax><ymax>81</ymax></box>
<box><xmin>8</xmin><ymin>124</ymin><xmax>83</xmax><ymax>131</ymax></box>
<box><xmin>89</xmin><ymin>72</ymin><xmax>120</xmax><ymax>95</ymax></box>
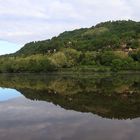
<box><xmin>0</xmin><ymin>20</ymin><xmax>140</xmax><ymax>73</ymax></box>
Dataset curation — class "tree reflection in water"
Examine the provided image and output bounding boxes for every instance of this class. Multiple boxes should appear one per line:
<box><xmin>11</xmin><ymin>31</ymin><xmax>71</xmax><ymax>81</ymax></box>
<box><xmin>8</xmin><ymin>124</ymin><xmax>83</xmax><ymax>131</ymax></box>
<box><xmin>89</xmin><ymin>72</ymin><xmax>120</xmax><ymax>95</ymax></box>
<box><xmin>0</xmin><ymin>73</ymin><xmax>140</xmax><ymax>119</ymax></box>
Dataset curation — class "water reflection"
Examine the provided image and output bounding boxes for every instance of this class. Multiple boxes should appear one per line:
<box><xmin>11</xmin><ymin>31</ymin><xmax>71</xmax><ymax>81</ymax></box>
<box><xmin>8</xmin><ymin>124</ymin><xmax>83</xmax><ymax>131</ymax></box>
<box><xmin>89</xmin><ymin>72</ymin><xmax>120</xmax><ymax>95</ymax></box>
<box><xmin>1</xmin><ymin>97</ymin><xmax>140</xmax><ymax>140</ymax></box>
<box><xmin>0</xmin><ymin>73</ymin><xmax>140</xmax><ymax>119</ymax></box>
<box><xmin>0</xmin><ymin>87</ymin><xmax>22</xmax><ymax>101</ymax></box>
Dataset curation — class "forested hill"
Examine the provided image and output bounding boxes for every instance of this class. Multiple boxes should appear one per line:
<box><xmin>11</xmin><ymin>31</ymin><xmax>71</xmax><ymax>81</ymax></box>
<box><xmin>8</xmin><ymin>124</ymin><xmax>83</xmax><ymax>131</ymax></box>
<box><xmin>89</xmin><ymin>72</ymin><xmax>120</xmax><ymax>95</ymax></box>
<box><xmin>0</xmin><ymin>20</ymin><xmax>140</xmax><ymax>73</ymax></box>
<box><xmin>15</xmin><ymin>20</ymin><xmax>140</xmax><ymax>56</ymax></box>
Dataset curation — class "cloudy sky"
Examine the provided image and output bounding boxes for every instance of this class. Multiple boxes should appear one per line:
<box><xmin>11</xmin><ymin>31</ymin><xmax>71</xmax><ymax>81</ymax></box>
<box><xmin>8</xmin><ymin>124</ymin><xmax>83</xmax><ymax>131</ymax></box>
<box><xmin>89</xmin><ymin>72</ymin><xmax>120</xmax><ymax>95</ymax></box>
<box><xmin>0</xmin><ymin>0</ymin><xmax>139</xmax><ymax>54</ymax></box>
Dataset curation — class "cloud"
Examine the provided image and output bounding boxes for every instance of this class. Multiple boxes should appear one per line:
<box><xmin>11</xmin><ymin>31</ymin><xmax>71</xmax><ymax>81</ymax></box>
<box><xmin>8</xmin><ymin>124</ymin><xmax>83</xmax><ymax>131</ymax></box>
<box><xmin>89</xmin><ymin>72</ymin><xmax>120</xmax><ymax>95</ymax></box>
<box><xmin>0</xmin><ymin>0</ymin><xmax>139</xmax><ymax>44</ymax></box>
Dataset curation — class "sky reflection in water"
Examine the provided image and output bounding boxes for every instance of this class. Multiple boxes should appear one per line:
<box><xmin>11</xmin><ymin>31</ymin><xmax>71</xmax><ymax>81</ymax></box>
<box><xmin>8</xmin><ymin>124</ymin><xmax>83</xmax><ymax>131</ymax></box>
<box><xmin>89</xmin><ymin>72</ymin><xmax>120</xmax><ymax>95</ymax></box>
<box><xmin>0</xmin><ymin>74</ymin><xmax>140</xmax><ymax>140</ymax></box>
<box><xmin>0</xmin><ymin>97</ymin><xmax>140</xmax><ymax>140</ymax></box>
<box><xmin>0</xmin><ymin>87</ymin><xmax>22</xmax><ymax>101</ymax></box>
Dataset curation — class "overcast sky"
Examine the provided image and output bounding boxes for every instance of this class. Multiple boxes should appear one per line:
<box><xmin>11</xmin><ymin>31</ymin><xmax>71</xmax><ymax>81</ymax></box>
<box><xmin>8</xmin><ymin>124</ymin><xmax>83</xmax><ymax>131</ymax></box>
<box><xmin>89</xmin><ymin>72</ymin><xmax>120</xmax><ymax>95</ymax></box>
<box><xmin>0</xmin><ymin>0</ymin><xmax>139</xmax><ymax>54</ymax></box>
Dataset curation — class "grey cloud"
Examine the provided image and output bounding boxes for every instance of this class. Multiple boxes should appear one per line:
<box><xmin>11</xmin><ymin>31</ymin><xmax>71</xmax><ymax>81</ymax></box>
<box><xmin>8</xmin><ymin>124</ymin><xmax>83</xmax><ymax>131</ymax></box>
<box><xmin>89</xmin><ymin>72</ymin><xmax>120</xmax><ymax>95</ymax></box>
<box><xmin>0</xmin><ymin>0</ymin><xmax>139</xmax><ymax>44</ymax></box>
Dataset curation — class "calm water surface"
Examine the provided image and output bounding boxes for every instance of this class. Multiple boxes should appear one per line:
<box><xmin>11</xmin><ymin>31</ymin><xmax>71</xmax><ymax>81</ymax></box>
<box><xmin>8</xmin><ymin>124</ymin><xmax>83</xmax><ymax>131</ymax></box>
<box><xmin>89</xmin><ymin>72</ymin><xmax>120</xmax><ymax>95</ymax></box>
<box><xmin>0</xmin><ymin>73</ymin><xmax>140</xmax><ymax>140</ymax></box>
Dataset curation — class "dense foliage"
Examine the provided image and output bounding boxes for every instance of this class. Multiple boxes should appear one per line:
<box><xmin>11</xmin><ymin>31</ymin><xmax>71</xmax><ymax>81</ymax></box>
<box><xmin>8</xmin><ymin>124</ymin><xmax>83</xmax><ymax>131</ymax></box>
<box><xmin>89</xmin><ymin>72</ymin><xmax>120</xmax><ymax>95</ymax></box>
<box><xmin>0</xmin><ymin>20</ymin><xmax>140</xmax><ymax>72</ymax></box>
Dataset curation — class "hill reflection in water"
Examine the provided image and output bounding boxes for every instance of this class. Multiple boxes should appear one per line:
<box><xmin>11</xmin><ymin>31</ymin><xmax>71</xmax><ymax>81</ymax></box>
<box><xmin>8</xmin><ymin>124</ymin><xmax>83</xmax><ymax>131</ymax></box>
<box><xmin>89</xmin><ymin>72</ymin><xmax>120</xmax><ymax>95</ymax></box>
<box><xmin>0</xmin><ymin>73</ymin><xmax>140</xmax><ymax>120</ymax></box>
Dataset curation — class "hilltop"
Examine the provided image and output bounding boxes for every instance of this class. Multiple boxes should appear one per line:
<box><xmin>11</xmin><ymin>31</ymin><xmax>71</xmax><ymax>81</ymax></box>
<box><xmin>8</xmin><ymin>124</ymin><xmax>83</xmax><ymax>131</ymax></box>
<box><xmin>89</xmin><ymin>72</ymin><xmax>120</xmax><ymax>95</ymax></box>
<box><xmin>0</xmin><ymin>20</ymin><xmax>140</xmax><ymax>73</ymax></box>
<box><xmin>16</xmin><ymin>20</ymin><xmax>140</xmax><ymax>56</ymax></box>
